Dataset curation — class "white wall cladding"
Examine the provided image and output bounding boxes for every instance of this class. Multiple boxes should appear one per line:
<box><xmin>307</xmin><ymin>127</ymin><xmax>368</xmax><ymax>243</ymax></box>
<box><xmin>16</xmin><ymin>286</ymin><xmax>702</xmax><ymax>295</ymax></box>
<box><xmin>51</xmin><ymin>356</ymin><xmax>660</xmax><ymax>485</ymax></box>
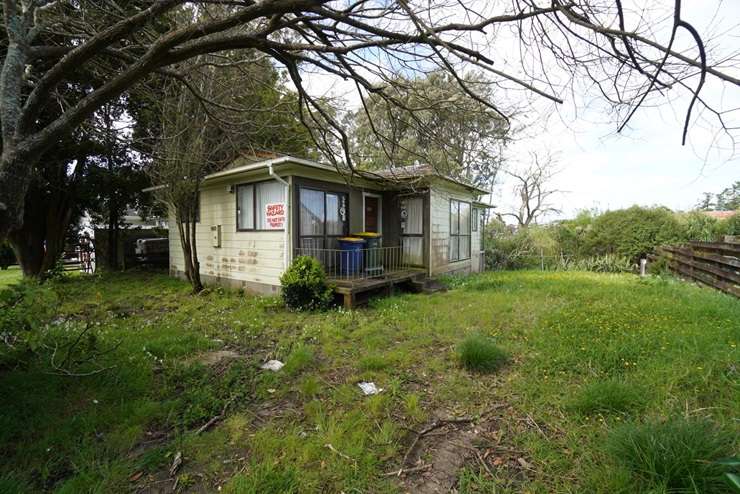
<box><xmin>169</xmin><ymin>180</ymin><xmax>286</xmax><ymax>291</ymax></box>
<box><xmin>429</xmin><ymin>183</ymin><xmax>475</xmax><ymax>276</ymax></box>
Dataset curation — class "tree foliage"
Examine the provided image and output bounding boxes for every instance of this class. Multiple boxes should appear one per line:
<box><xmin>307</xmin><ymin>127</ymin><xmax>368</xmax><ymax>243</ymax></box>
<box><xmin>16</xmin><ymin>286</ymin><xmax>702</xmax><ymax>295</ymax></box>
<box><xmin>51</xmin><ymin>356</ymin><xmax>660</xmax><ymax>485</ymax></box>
<box><xmin>696</xmin><ymin>181</ymin><xmax>740</xmax><ymax>211</ymax></box>
<box><xmin>150</xmin><ymin>52</ymin><xmax>313</xmax><ymax>291</ymax></box>
<box><xmin>350</xmin><ymin>71</ymin><xmax>509</xmax><ymax>188</ymax></box>
<box><xmin>1</xmin><ymin>0</ymin><xmax>737</xmax><ymax>241</ymax></box>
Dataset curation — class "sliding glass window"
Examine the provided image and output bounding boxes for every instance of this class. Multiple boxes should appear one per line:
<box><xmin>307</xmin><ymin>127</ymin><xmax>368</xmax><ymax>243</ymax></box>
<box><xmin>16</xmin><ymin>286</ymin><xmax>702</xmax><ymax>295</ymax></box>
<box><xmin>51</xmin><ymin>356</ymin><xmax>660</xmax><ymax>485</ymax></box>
<box><xmin>449</xmin><ymin>199</ymin><xmax>471</xmax><ymax>261</ymax></box>
<box><xmin>298</xmin><ymin>187</ymin><xmax>348</xmax><ymax>250</ymax></box>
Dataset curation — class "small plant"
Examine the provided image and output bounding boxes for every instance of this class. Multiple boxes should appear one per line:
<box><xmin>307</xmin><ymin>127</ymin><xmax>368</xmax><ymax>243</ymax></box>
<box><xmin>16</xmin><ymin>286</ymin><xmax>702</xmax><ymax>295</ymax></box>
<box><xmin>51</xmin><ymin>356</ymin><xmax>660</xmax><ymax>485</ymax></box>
<box><xmin>283</xmin><ymin>343</ymin><xmax>314</xmax><ymax>375</ymax></box>
<box><xmin>458</xmin><ymin>334</ymin><xmax>508</xmax><ymax>373</ymax></box>
<box><xmin>606</xmin><ymin>418</ymin><xmax>736</xmax><ymax>493</ymax></box>
<box><xmin>403</xmin><ymin>393</ymin><xmax>425</xmax><ymax>423</ymax></box>
<box><xmin>279</xmin><ymin>256</ymin><xmax>334</xmax><ymax>311</ymax></box>
<box><xmin>569</xmin><ymin>379</ymin><xmax>647</xmax><ymax>415</ymax></box>
<box><xmin>44</xmin><ymin>256</ymin><xmax>69</xmax><ymax>281</ymax></box>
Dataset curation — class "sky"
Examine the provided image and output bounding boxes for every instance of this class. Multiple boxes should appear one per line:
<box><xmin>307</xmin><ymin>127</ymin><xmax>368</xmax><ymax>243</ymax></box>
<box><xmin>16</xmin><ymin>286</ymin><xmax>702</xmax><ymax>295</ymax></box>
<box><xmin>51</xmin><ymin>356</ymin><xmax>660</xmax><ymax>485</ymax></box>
<box><xmin>301</xmin><ymin>0</ymin><xmax>740</xmax><ymax>221</ymax></box>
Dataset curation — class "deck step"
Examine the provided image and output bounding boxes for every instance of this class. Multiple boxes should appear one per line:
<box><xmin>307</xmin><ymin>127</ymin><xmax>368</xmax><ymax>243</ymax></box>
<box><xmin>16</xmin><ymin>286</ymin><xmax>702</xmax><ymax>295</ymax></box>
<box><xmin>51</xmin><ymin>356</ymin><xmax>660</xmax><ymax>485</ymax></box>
<box><xmin>410</xmin><ymin>278</ymin><xmax>447</xmax><ymax>294</ymax></box>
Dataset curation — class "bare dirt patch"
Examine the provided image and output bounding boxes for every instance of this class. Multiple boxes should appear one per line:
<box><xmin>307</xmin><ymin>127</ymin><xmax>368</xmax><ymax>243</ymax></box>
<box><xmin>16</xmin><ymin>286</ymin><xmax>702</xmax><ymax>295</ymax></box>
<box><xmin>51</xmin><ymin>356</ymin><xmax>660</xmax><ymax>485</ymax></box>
<box><xmin>393</xmin><ymin>405</ymin><xmax>537</xmax><ymax>493</ymax></box>
<box><xmin>194</xmin><ymin>349</ymin><xmax>246</xmax><ymax>366</ymax></box>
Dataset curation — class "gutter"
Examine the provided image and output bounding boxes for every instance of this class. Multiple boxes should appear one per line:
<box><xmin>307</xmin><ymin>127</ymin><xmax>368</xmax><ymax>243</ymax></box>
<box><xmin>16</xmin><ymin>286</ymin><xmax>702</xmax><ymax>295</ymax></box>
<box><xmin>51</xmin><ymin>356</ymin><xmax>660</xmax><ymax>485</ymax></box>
<box><xmin>268</xmin><ymin>163</ymin><xmax>291</xmax><ymax>271</ymax></box>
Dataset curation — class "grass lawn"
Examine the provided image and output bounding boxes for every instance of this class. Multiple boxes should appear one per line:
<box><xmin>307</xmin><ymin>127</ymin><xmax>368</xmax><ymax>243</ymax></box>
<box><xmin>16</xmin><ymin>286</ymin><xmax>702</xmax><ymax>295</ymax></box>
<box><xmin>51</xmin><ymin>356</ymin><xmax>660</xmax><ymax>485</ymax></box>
<box><xmin>0</xmin><ymin>270</ymin><xmax>738</xmax><ymax>493</ymax></box>
<box><xmin>0</xmin><ymin>265</ymin><xmax>21</xmax><ymax>288</ymax></box>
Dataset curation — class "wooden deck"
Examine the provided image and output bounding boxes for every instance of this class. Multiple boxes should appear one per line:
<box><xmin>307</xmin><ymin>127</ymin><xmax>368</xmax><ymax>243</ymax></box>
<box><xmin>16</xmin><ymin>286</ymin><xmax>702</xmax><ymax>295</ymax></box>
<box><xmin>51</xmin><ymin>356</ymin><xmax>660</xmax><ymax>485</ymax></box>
<box><xmin>330</xmin><ymin>268</ymin><xmax>427</xmax><ymax>308</ymax></box>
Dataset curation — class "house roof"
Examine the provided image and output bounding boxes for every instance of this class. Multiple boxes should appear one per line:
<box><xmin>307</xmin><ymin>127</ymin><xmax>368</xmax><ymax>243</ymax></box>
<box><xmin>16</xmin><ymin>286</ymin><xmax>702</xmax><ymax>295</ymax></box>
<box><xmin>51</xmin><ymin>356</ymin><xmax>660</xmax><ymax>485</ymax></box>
<box><xmin>145</xmin><ymin>154</ymin><xmax>488</xmax><ymax>196</ymax></box>
<box><xmin>702</xmin><ymin>210</ymin><xmax>737</xmax><ymax>220</ymax></box>
<box><xmin>372</xmin><ymin>163</ymin><xmax>489</xmax><ymax>195</ymax></box>
<box><xmin>205</xmin><ymin>155</ymin><xmax>489</xmax><ymax>195</ymax></box>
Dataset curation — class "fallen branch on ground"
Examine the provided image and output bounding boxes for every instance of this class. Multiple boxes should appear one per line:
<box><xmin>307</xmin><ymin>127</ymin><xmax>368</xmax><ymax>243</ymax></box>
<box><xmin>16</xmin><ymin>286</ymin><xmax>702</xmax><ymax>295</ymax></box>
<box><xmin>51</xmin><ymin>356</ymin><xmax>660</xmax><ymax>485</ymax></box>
<box><xmin>324</xmin><ymin>443</ymin><xmax>355</xmax><ymax>462</ymax></box>
<box><xmin>195</xmin><ymin>395</ymin><xmax>238</xmax><ymax>435</ymax></box>
<box><xmin>383</xmin><ymin>463</ymin><xmax>432</xmax><ymax>477</ymax></box>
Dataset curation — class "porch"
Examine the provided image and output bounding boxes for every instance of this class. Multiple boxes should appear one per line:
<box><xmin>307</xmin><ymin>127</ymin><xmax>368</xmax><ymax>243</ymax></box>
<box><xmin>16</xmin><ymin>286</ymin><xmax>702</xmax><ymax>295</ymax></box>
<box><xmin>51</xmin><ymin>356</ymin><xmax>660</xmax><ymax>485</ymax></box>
<box><xmin>294</xmin><ymin>245</ymin><xmax>427</xmax><ymax>307</ymax></box>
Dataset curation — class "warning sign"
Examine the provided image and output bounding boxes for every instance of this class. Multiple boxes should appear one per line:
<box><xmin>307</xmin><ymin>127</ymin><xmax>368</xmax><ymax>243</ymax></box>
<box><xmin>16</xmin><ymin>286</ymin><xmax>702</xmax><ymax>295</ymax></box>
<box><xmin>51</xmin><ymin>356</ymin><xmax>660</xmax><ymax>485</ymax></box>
<box><xmin>265</xmin><ymin>203</ymin><xmax>286</xmax><ymax>229</ymax></box>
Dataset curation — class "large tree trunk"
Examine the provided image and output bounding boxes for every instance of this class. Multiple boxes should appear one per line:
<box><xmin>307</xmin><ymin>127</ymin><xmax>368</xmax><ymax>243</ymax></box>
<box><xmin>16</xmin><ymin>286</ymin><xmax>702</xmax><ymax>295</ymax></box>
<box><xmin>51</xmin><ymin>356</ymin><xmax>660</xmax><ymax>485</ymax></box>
<box><xmin>6</xmin><ymin>179</ymin><xmax>75</xmax><ymax>278</ymax></box>
<box><xmin>0</xmin><ymin>151</ymin><xmax>33</xmax><ymax>241</ymax></box>
<box><xmin>106</xmin><ymin>210</ymin><xmax>120</xmax><ymax>271</ymax></box>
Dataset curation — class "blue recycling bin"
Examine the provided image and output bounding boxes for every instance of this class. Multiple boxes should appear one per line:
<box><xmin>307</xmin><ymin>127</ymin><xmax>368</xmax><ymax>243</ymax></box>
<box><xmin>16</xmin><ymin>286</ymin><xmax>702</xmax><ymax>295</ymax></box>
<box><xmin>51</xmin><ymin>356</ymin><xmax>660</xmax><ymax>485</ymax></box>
<box><xmin>338</xmin><ymin>237</ymin><xmax>366</xmax><ymax>276</ymax></box>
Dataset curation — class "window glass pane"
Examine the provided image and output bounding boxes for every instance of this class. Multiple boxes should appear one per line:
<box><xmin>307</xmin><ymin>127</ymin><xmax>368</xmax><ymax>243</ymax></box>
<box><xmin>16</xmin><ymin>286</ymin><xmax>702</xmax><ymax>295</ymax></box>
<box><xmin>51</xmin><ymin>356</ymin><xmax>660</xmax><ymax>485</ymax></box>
<box><xmin>450</xmin><ymin>200</ymin><xmax>460</xmax><ymax>234</ymax></box>
<box><xmin>403</xmin><ymin>237</ymin><xmax>424</xmax><ymax>265</ymax></box>
<box><xmin>472</xmin><ymin>209</ymin><xmax>478</xmax><ymax>232</ymax></box>
<box><xmin>402</xmin><ymin>197</ymin><xmax>424</xmax><ymax>235</ymax></box>
<box><xmin>459</xmin><ymin>236</ymin><xmax>470</xmax><ymax>259</ymax></box>
<box><xmin>300</xmin><ymin>188</ymin><xmax>324</xmax><ymax>236</ymax></box>
<box><xmin>256</xmin><ymin>181</ymin><xmax>285</xmax><ymax>229</ymax></box>
<box><xmin>459</xmin><ymin>202</ymin><xmax>471</xmax><ymax>234</ymax></box>
<box><xmin>326</xmin><ymin>193</ymin><xmax>345</xmax><ymax>236</ymax></box>
<box><xmin>237</xmin><ymin>185</ymin><xmax>254</xmax><ymax>230</ymax></box>
<box><xmin>450</xmin><ymin>237</ymin><xmax>459</xmax><ymax>261</ymax></box>
<box><xmin>300</xmin><ymin>237</ymin><xmax>323</xmax><ymax>250</ymax></box>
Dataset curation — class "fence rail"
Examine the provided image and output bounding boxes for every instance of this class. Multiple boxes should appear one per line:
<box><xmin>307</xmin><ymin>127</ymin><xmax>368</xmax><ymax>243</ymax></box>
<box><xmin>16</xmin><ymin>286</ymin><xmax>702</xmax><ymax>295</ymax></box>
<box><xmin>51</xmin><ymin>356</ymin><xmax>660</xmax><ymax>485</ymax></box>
<box><xmin>294</xmin><ymin>245</ymin><xmax>409</xmax><ymax>281</ymax></box>
<box><xmin>656</xmin><ymin>240</ymin><xmax>739</xmax><ymax>298</ymax></box>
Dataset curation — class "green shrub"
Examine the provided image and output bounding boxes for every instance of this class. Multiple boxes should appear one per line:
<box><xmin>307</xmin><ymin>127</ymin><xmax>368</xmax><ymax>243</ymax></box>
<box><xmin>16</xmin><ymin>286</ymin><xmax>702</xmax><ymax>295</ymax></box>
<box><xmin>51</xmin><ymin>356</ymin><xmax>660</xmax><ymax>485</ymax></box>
<box><xmin>0</xmin><ymin>281</ymin><xmax>59</xmax><ymax>349</ymax></box>
<box><xmin>484</xmin><ymin>220</ymin><xmax>558</xmax><ymax>270</ymax></box>
<box><xmin>458</xmin><ymin>334</ymin><xmax>508</xmax><ymax>373</ymax></box>
<box><xmin>607</xmin><ymin>418</ymin><xmax>736</xmax><ymax>493</ymax></box>
<box><xmin>679</xmin><ymin>211</ymin><xmax>721</xmax><ymax>242</ymax></box>
<box><xmin>717</xmin><ymin>212</ymin><xmax>740</xmax><ymax>236</ymax></box>
<box><xmin>279</xmin><ymin>256</ymin><xmax>334</xmax><ymax>311</ymax></box>
<box><xmin>569</xmin><ymin>380</ymin><xmax>646</xmax><ymax>415</ymax></box>
<box><xmin>584</xmin><ymin>206</ymin><xmax>685</xmax><ymax>261</ymax></box>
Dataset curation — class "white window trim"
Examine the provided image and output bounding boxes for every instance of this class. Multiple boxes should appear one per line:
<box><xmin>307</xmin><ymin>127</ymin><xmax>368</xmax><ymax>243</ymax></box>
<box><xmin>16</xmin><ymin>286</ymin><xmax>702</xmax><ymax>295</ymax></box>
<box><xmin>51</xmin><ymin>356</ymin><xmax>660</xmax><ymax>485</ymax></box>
<box><xmin>362</xmin><ymin>192</ymin><xmax>383</xmax><ymax>233</ymax></box>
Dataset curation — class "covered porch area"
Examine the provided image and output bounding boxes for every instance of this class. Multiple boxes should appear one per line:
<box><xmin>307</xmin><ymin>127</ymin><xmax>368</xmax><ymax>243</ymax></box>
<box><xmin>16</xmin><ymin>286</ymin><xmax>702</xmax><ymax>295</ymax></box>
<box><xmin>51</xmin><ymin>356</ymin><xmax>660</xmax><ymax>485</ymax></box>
<box><xmin>293</xmin><ymin>242</ymin><xmax>428</xmax><ymax>307</ymax></box>
<box><xmin>291</xmin><ymin>176</ymin><xmax>431</xmax><ymax>307</ymax></box>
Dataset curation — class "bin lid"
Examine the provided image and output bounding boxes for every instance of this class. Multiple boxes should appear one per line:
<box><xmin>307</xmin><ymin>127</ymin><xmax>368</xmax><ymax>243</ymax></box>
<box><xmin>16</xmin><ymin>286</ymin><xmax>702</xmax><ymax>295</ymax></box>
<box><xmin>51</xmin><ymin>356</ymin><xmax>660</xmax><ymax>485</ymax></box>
<box><xmin>353</xmin><ymin>232</ymin><xmax>381</xmax><ymax>238</ymax></box>
<box><xmin>337</xmin><ymin>237</ymin><xmax>366</xmax><ymax>243</ymax></box>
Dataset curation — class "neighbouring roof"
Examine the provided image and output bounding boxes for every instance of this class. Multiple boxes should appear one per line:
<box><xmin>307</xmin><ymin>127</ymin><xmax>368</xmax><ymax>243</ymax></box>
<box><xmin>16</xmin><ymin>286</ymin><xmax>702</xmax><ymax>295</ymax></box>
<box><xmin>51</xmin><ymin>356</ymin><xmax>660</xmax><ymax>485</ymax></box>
<box><xmin>702</xmin><ymin>210</ymin><xmax>737</xmax><ymax>220</ymax></box>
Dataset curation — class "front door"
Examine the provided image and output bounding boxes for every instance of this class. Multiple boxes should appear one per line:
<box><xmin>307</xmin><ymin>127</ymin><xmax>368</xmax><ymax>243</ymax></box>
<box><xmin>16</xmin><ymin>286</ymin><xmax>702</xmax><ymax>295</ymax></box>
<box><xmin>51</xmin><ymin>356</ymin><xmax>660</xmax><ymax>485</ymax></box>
<box><xmin>364</xmin><ymin>195</ymin><xmax>380</xmax><ymax>233</ymax></box>
<box><xmin>400</xmin><ymin>196</ymin><xmax>424</xmax><ymax>265</ymax></box>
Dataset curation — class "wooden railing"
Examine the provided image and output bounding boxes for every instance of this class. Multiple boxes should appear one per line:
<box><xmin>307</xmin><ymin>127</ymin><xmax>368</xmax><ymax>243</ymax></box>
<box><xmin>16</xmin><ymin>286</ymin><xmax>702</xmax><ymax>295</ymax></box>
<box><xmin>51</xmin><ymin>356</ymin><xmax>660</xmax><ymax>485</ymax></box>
<box><xmin>294</xmin><ymin>245</ymin><xmax>409</xmax><ymax>281</ymax></box>
<box><xmin>655</xmin><ymin>240</ymin><xmax>739</xmax><ymax>298</ymax></box>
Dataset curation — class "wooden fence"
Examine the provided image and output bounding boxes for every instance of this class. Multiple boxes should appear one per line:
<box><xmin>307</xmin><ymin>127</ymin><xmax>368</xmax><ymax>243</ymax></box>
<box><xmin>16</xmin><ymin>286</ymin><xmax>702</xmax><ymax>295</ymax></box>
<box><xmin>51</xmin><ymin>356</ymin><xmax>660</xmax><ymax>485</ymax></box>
<box><xmin>655</xmin><ymin>240</ymin><xmax>739</xmax><ymax>298</ymax></box>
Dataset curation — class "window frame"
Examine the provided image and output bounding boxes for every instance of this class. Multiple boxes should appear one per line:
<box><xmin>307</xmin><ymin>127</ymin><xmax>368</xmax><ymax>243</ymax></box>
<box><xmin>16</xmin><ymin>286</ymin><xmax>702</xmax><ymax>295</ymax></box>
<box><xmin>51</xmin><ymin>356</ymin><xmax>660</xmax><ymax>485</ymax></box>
<box><xmin>235</xmin><ymin>179</ymin><xmax>286</xmax><ymax>232</ymax></box>
<box><xmin>449</xmin><ymin>199</ymin><xmax>472</xmax><ymax>262</ymax></box>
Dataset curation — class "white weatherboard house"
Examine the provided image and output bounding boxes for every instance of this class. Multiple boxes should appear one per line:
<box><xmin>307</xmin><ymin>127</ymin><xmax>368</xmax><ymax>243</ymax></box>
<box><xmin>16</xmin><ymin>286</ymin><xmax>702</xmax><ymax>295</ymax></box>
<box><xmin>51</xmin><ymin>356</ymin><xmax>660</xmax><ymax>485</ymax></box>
<box><xmin>167</xmin><ymin>154</ymin><xmax>490</xmax><ymax>306</ymax></box>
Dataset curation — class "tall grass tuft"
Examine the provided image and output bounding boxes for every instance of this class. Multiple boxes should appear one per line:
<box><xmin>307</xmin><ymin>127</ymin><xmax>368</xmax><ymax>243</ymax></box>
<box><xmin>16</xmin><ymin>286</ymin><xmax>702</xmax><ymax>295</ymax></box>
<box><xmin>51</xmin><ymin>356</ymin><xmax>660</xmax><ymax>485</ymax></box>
<box><xmin>606</xmin><ymin>418</ymin><xmax>735</xmax><ymax>493</ymax></box>
<box><xmin>224</xmin><ymin>463</ymin><xmax>299</xmax><ymax>493</ymax></box>
<box><xmin>283</xmin><ymin>344</ymin><xmax>314</xmax><ymax>375</ymax></box>
<box><xmin>569</xmin><ymin>379</ymin><xmax>647</xmax><ymax>415</ymax></box>
<box><xmin>458</xmin><ymin>334</ymin><xmax>508</xmax><ymax>373</ymax></box>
